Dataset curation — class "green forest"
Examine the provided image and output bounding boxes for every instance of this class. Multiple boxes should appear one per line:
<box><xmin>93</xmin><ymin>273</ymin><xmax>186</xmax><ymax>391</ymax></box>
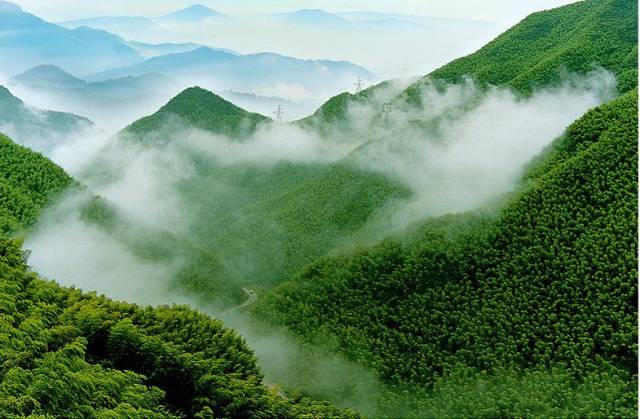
<box><xmin>0</xmin><ymin>0</ymin><xmax>637</xmax><ymax>416</ymax></box>
<box><xmin>258</xmin><ymin>89</ymin><xmax>638</xmax><ymax>416</ymax></box>
<box><xmin>0</xmin><ymin>132</ymin><xmax>359</xmax><ymax>417</ymax></box>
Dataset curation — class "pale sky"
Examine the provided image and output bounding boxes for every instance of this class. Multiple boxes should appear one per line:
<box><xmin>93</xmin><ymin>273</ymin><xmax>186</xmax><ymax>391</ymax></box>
<box><xmin>12</xmin><ymin>0</ymin><xmax>580</xmax><ymax>24</ymax></box>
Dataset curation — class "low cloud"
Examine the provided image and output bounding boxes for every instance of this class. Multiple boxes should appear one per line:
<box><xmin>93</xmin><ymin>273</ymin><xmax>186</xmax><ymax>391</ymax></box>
<box><xmin>346</xmin><ymin>69</ymin><xmax>617</xmax><ymax>229</ymax></box>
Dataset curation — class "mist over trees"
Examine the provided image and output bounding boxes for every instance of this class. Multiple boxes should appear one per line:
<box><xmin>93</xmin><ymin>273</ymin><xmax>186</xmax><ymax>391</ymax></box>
<box><xmin>0</xmin><ymin>0</ymin><xmax>637</xmax><ymax>416</ymax></box>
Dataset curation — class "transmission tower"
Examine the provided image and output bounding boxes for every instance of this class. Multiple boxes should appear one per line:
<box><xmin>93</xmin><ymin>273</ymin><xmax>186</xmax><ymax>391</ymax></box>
<box><xmin>354</xmin><ymin>77</ymin><xmax>365</xmax><ymax>94</ymax></box>
<box><xmin>383</xmin><ymin>102</ymin><xmax>392</xmax><ymax>129</ymax></box>
<box><xmin>273</xmin><ymin>105</ymin><xmax>284</xmax><ymax>124</ymax></box>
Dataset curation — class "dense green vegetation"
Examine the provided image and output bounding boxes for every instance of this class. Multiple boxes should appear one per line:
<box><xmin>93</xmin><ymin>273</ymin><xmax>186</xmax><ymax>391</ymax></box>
<box><xmin>108</xmin><ymin>85</ymin><xmax>410</xmax><ymax>294</ymax></box>
<box><xmin>0</xmin><ymin>231</ymin><xmax>359</xmax><ymax>417</ymax></box>
<box><xmin>407</xmin><ymin>0</ymin><xmax>638</xmax><ymax>101</ymax></box>
<box><xmin>124</xmin><ymin>86</ymin><xmax>269</xmax><ymax>141</ymax></box>
<box><xmin>0</xmin><ymin>132</ymin><xmax>357</xmax><ymax>417</ymax></box>
<box><xmin>301</xmin><ymin>0</ymin><xmax>637</xmax><ymax>128</ymax></box>
<box><xmin>2</xmin><ymin>0</ymin><xmax>634</xmax><ymax>415</ymax></box>
<box><xmin>0</xmin><ymin>133</ymin><xmax>74</xmax><ymax>232</ymax></box>
<box><xmin>257</xmin><ymin>89</ymin><xmax>638</xmax><ymax>415</ymax></box>
<box><xmin>181</xmin><ymin>160</ymin><xmax>410</xmax><ymax>287</ymax></box>
<box><xmin>0</xmin><ymin>85</ymin><xmax>92</xmax><ymax>153</ymax></box>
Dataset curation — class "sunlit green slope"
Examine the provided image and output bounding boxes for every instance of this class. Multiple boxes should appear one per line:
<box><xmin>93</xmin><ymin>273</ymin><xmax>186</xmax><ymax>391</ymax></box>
<box><xmin>258</xmin><ymin>87</ymin><xmax>638</xmax><ymax>416</ymax></box>
<box><xmin>0</xmin><ymin>133</ymin><xmax>74</xmax><ymax>232</ymax></box>
<box><xmin>0</xmin><ymin>133</ymin><xmax>356</xmax><ymax>418</ymax></box>
<box><xmin>301</xmin><ymin>0</ymin><xmax>637</xmax><ymax>128</ymax></box>
<box><xmin>124</xmin><ymin>86</ymin><xmax>269</xmax><ymax>141</ymax></box>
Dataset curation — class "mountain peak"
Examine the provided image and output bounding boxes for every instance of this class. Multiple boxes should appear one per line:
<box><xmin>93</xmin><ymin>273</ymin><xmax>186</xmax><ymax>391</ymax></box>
<box><xmin>124</xmin><ymin>86</ymin><xmax>269</xmax><ymax>141</ymax></box>
<box><xmin>11</xmin><ymin>65</ymin><xmax>86</xmax><ymax>89</ymax></box>
<box><xmin>159</xmin><ymin>4</ymin><xmax>224</xmax><ymax>21</ymax></box>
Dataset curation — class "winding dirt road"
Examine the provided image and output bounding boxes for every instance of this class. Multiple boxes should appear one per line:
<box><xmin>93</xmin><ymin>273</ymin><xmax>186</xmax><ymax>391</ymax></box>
<box><xmin>215</xmin><ymin>288</ymin><xmax>289</xmax><ymax>400</ymax></box>
<box><xmin>216</xmin><ymin>287</ymin><xmax>258</xmax><ymax>317</ymax></box>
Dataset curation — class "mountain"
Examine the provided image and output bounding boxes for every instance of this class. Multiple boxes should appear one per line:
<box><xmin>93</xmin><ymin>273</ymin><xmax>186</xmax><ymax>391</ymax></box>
<box><xmin>57</xmin><ymin>6</ymin><xmax>499</xmax><ymax>81</ymax></box>
<box><xmin>126</xmin><ymin>40</ymin><xmax>217</xmax><ymax>58</ymax></box>
<box><xmin>403</xmin><ymin>0</ymin><xmax>638</xmax><ymax>101</ymax></box>
<box><xmin>124</xmin><ymin>86</ymin><xmax>270</xmax><ymax>141</ymax></box>
<box><xmin>10</xmin><ymin>65</ymin><xmax>182</xmax><ymax>126</ymax></box>
<box><xmin>0</xmin><ymin>1</ymin><xmax>143</xmax><ymax>75</ymax></box>
<box><xmin>156</xmin><ymin>4</ymin><xmax>224</xmax><ymax>23</ymax></box>
<box><xmin>260</xmin><ymin>88</ymin><xmax>638</xmax><ymax>417</ymax></box>
<box><xmin>11</xmin><ymin>64</ymin><xmax>86</xmax><ymax>89</ymax></box>
<box><xmin>85</xmin><ymin>47</ymin><xmax>376</xmax><ymax>103</ymax></box>
<box><xmin>0</xmin><ymin>133</ymin><xmax>358</xmax><ymax>417</ymax></box>
<box><xmin>0</xmin><ymin>85</ymin><xmax>92</xmax><ymax>155</ymax></box>
<box><xmin>84</xmin><ymin>84</ymin><xmax>408</xmax><ymax>296</ymax></box>
<box><xmin>302</xmin><ymin>0</ymin><xmax>638</xmax><ymax>129</ymax></box>
<box><xmin>254</xmin><ymin>0</ymin><xmax>639</xmax><ymax>415</ymax></box>
<box><xmin>0</xmin><ymin>132</ymin><xmax>74</xmax><ymax>232</ymax></box>
<box><xmin>60</xmin><ymin>5</ymin><xmax>225</xmax><ymax>36</ymax></box>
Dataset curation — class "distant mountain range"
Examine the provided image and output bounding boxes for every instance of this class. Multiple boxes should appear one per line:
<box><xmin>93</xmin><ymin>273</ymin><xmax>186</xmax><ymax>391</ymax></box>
<box><xmin>0</xmin><ymin>1</ymin><xmax>377</xmax><ymax>120</ymax></box>
<box><xmin>85</xmin><ymin>47</ymin><xmax>376</xmax><ymax>103</ymax></box>
<box><xmin>62</xmin><ymin>4</ymin><xmax>225</xmax><ymax>30</ymax></box>
<box><xmin>9</xmin><ymin>65</ymin><xmax>182</xmax><ymax>127</ymax></box>
<box><xmin>0</xmin><ymin>1</ymin><xmax>143</xmax><ymax>76</ymax></box>
<box><xmin>156</xmin><ymin>4</ymin><xmax>225</xmax><ymax>23</ymax></box>
<box><xmin>57</xmin><ymin>4</ymin><xmax>500</xmax><ymax>80</ymax></box>
<box><xmin>0</xmin><ymin>85</ymin><xmax>92</xmax><ymax>154</ymax></box>
<box><xmin>125</xmin><ymin>40</ymin><xmax>237</xmax><ymax>59</ymax></box>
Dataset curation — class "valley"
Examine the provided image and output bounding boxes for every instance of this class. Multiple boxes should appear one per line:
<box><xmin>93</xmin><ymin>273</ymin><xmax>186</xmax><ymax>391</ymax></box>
<box><xmin>0</xmin><ymin>0</ymin><xmax>637</xmax><ymax>417</ymax></box>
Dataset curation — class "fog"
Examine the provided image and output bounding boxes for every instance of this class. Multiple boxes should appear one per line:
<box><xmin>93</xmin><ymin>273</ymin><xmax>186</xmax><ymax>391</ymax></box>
<box><xmin>23</xmin><ymin>69</ymin><xmax>617</xmax><ymax>415</ymax></box>
<box><xmin>137</xmin><ymin>17</ymin><xmax>501</xmax><ymax>80</ymax></box>
<box><xmin>347</xmin><ymin>69</ymin><xmax>617</xmax><ymax>230</ymax></box>
<box><xmin>27</xmin><ymin>193</ymin><xmax>183</xmax><ymax>306</ymax></box>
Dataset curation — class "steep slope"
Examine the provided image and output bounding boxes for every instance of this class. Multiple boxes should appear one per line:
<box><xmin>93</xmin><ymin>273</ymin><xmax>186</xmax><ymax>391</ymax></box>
<box><xmin>0</xmin><ymin>230</ymin><xmax>358</xmax><ymax>418</ymax></box>
<box><xmin>124</xmin><ymin>86</ymin><xmax>270</xmax><ymax>141</ymax></box>
<box><xmin>0</xmin><ymin>86</ymin><xmax>92</xmax><ymax>154</ymax></box>
<box><xmin>258</xmin><ymin>88</ymin><xmax>638</xmax><ymax>416</ymax></box>
<box><xmin>87</xmin><ymin>86</ymin><xmax>409</xmax><ymax>297</ymax></box>
<box><xmin>0</xmin><ymin>120</ymin><xmax>357</xmax><ymax>419</ymax></box>
<box><xmin>0</xmin><ymin>133</ymin><xmax>74</xmax><ymax>232</ymax></box>
<box><xmin>301</xmin><ymin>0</ymin><xmax>637</xmax><ymax>128</ymax></box>
<box><xmin>0</xmin><ymin>1</ymin><xmax>142</xmax><ymax>75</ymax></box>
<box><xmin>404</xmin><ymin>0</ymin><xmax>637</xmax><ymax>103</ymax></box>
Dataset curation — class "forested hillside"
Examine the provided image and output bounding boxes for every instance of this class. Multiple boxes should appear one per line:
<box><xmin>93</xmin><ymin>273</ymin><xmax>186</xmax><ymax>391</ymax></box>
<box><xmin>124</xmin><ymin>86</ymin><xmax>269</xmax><ymax>141</ymax></box>
<box><xmin>257</xmin><ymin>88</ymin><xmax>638</xmax><ymax>416</ymax></box>
<box><xmin>0</xmin><ymin>86</ymin><xmax>92</xmax><ymax>154</ymax></box>
<box><xmin>0</xmin><ymin>231</ymin><xmax>359</xmax><ymax>417</ymax></box>
<box><xmin>0</xmin><ymin>133</ymin><xmax>74</xmax><ymax>232</ymax></box>
<box><xmin>98</xmin><ymin>84</ymin><xmax>411</xmax><ymax>296</ymax></box>
<box><xmin>0</xmin><ymin>133</ymin><xmax>356</xmax><ymax>417</ymax></box>
<box><xmin>301</xmin><ymin>0</ymin><xmax>637</xmax><ymax>128</ymax></box>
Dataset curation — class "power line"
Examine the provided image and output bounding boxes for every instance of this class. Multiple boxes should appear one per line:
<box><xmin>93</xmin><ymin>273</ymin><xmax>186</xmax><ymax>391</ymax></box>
<box><xmin>354</xmin><ymin>77</ymin><xmax>365</xmax><ymax>94</ymax></box>
<box><xmin>273</xmin><ymin>105</ymin><xmax>283</xmax><ymax>124</ymax></box>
